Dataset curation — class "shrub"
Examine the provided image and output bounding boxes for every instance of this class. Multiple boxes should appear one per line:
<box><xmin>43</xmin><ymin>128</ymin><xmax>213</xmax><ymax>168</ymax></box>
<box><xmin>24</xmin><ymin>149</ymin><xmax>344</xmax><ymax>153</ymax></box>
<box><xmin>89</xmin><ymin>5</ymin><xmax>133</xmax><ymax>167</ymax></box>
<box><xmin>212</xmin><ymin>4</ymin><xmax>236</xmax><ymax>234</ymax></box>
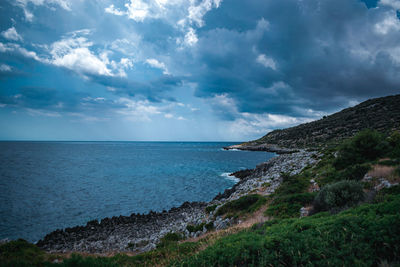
<box><xmin>334</xmin><ymin>129</ymin><xmax>386</xmax><ymax>169</ymax></box>
<box><xmin>274</xmin><ymin>173</ymin><xmax>309</xmax><ymax>196</ymax></box>
<box><xmin>156</xmin><ymin>232</ymin><xmax>183</xmax><ymax>248</ymax></box>
<box><xmin>388</xmin><ymin>131</ymin><xmax>400</xmax><ymax>158</ymax></box>
<box><xmin>205</xmin><ymin>205</ymin><xmax>217</xmax><ymax>213</ymax></box>
<box><xmin>186</xmin><ymin>223</ymin><xmax>205</xmax><ymax>233</ymax></box>
<box><xmin>313</xmin><ymin>180</ymin><xmax>365</xmax><ymax>212</ymax></box>
<box><xmin>0</xmin><ymin>239</ymin><xmax>46</xmax><ymax>266</ymax></box>
<box><xmin>205</xmin><ymin>222</ymin><xmax>214</xmax><ymax>231</ymax></box>
<box><xmin>339</xmin><ymin>163</ymin><xmax>371</xmax><ymax>180</ymax></box>
<box><xmin>265</xmin><ymin>192</ymin><xmax>317</xmax><ymax>218</ymax></box>
<box><xmin>182</xmin><ymin>194</ymin><xmax>400</xmax><ymax>266</ymax></box>
<box><xmin>215</xmin><ymin>194</ymin><xmax>266</xmax><ymax>217</ymax></box>
<box><xmin>374</xmin><ymin>184</ymin><xmax>400</xmax><ymax>203</ymax></box>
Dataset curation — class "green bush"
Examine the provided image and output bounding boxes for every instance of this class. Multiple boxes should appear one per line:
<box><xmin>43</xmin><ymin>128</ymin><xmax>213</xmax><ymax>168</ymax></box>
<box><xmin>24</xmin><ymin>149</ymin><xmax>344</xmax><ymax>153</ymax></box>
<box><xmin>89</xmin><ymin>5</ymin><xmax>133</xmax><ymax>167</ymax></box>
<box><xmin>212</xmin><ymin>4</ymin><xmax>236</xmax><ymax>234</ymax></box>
<box><xmin>205</xmin><ymin>205</ymin><xmax>217</xmax><ymax>213</ymax></box>
<box><xmin>215</xmin><ymin>194</ymin><xmax>266</xmax><ymax>217</ymax></box>
<box><xmin>313</xmin><ymin>180</ymin><xmax>365</xmax><ymax>212</ymax></box>
<box><xmin>334</xmin><ymin>129</ymin><xmax>387</xmax><ymax>169</ymax></box>
<box><xmin>0</xmin><ymin>239</ymin><xmax>46</xmax><ymax>267</ymax></box>
<box><xmin>181</xmin><ymin>194</ymin><xmax>400</xmax><ymax>266</ymax></box>
<box><xmin>186</xmin><ymin>223</ymin><xmax>205</xmax><ymax>233</ymax></box>
<box><xmin>388</xmin><ymin>131</ymin><xmax>400</xmax><ymax>158</ymax></box>
<box><xmin>374</xmin><ymin>184</ymin><xmax>400</xmax><ymax>203</ymax></box>
<box><xmin>205</xmin><ymin>222</ymin><xmax>214</xmax><ymax>231</ymax></box>
<box><xmin>156</xmin><ymin>232</ymin><xmax>183</xmax><ymax>248</ymax></box>
<box><xmin>338</xmin><ymin>163</ymin><xmax>371</xmax><ymax>180</ymax></box>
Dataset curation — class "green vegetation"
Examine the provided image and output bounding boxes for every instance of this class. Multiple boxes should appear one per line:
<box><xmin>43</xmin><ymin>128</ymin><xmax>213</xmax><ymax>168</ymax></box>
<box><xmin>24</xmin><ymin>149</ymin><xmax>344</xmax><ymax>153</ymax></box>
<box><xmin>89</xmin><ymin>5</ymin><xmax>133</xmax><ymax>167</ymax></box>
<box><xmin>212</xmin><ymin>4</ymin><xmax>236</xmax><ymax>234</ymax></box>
<box><xmin>181</xmin><ymin>191</ymin><xmax>400</xmax><ymax>266</ymax></box>
<box><xmin>388</xmin><ymin>131</ymin><xmax>400</xmax><ymax>158</ymax></box>
<box><xmin>156</xmin><ymin>232</ymin><xmax>184</xmax><ymax>248</ymax></box>
<box><xmin>265</xmin><ymin>129</ymin><xmax>400</xmax><ymax>218</ymax></box>
<box><xmin>205</xmin><ymin>205</ymin><xmax>217</xmax><ymax>213</ymax></box>
<box><xmin>204</xmin><ymin>222</ymin><xmax>214</xmax><ymax>231</ymax></box>
<box><xmin>186</xmin><ymin>223</ymin><xmax>205</xmax><ymax>233</ymax></box>
<box><xmin>265</xmin><ymin>192</ymin><xmax>316</xmax><ymax>218</ymax></box>
<box><xmin>214</xmin><ymin>194</ymin><xmax>266</xmax><ymax>218</ymax></box>
<box><xmin>333</xmin><ymin>129</ymin><xmax>387</xmax><ymax>170</ymax></box>
<box><xmin>0</xmin><ymin>239</ymin><xmax>49</xmax><ymax>267</ymax></box>
<box><xmin>313</xmin><ymin>180</ymin><xmax>365</xmax><ymax>213</ymax></box>
<box><xmin>252</xmin><ymin>94</ymin><xmax>400</xmax><ymax>149</ymax></box>
<box><xmin>264</xmin><ymin>171</ymin><xmax>314</xmax><ymax>218</ymax></box>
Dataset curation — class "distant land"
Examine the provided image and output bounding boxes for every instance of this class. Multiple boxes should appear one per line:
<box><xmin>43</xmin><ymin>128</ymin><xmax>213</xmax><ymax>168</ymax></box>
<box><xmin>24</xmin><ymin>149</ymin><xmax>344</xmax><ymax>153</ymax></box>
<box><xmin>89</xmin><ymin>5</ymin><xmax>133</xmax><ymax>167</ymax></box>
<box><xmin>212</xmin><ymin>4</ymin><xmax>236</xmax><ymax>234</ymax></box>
<box><xmin>225</xmin><ymin>94</ymin><xmax>400</xmax><ymax>152</ymax></box>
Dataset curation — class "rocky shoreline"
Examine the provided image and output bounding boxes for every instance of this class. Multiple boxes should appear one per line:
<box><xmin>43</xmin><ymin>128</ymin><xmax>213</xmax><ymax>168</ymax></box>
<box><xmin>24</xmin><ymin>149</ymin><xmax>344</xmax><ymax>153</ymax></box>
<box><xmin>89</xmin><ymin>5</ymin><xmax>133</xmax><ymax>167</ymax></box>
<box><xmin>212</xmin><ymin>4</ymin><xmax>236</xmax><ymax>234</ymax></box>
<box><xmin>37</xmin><ymin>149</ymin><xmax>319</xmax><ymax>254</ymax></box>
<box><xmin>223</xmin><ymin>143</ymin><xmax>299</xmax><ymax>154</ymax></box>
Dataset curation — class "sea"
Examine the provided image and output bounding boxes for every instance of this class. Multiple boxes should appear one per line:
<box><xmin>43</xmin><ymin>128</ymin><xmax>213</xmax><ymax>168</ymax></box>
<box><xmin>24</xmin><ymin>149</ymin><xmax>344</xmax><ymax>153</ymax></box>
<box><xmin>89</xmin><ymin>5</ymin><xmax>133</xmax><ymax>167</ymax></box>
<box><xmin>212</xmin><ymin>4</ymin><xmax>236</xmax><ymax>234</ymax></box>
<box><xmin>0</xmin><ymin>141</ymin><xmax>274</xmax><ymax>242</ymax></box>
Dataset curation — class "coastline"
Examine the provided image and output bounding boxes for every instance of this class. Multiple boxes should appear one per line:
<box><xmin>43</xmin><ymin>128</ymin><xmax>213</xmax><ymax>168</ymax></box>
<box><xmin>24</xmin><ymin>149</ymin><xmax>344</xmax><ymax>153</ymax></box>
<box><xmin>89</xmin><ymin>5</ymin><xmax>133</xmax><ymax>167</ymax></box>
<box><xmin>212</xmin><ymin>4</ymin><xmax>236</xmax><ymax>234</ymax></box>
<box><xmin>36</xmin><ymin>148</ymin><xmax>318</xmax><ymax>254</ymax></box>
<box><xmin>223</xmin><ymin>143</ymin><xmax>299</xmax><ymax>154</ymax></box>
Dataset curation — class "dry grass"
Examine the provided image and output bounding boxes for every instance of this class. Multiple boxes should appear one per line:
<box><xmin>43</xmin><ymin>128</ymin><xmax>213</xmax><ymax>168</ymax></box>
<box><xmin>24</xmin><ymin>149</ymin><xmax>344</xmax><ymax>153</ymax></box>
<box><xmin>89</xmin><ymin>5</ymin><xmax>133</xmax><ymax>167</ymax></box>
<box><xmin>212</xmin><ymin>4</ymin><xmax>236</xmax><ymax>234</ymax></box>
<box><xmin>368</xmin><ymin>165</ymin><xmax>400</xmax><ymax>183</ymax></box>
<box><xmin>182</xmin><ymin>203</ymin><xmax>271</xmax><ymax>254</ymax></box>
<box><xmin>45</xmin><ymin>198</ymin><xmax>273</xmax><ymax>266</ymax></box>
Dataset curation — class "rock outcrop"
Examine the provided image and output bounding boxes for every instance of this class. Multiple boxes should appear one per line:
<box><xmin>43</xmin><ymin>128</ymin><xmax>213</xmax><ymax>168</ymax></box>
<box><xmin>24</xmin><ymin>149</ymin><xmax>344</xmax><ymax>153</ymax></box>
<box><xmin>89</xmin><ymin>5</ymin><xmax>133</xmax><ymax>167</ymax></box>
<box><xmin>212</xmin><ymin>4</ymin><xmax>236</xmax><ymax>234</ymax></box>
<box><xmin>37</xmin><ymin>202</ymin><xmax>207</xmax><ymax>253</ymax></box>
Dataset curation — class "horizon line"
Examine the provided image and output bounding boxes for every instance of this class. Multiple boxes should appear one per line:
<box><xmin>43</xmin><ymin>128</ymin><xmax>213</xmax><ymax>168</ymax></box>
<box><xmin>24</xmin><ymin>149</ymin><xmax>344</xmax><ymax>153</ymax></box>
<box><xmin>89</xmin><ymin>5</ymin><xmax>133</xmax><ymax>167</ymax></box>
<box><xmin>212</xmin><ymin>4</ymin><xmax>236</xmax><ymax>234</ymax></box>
<box><xmin>0</xmin><ymin>140</ymin><xmax>245</xmax><ymax>143</ymax></box>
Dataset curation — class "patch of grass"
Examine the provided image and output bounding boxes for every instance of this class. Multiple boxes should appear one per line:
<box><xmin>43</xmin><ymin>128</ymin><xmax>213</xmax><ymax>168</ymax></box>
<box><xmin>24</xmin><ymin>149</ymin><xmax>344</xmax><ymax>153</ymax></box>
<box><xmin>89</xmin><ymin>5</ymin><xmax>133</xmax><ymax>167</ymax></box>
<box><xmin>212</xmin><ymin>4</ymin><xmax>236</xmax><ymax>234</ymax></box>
<box><xmin>261</xmin><ymin>182</ymin><xmax>271</xmax><ymax>188</ymax></box>
<box><xmin>379</xmin><ymin>159</ymin><xmax>400</xmax><ymax>166</ymax></box>
<box><xmin>186</xmin><ymin>223</ymin><xmax>205</xmax><ymax>233</ymax></box>
<box><xmin>180</xmin><ymin>193</ymin><xmax>400</xmax><ymax>266</ymax></box>
<box><xmin>338</xmin><ymin>163</ymin><xmax>371</xmax><ymax>181</ymax></box>
<box><xmin>205</xmin><ymin>205</ymin><xmax>217</xmax><ymax>213</ymax></box>
<box><xmin>274</xmin><ymin>172</ymin><xmax>309</xmax><ymax>196</ymax></box>
<box><xmin>0</xmin><ymin>239</ymin><xmax>49</xmax><ymax>267</ymax></box>
<box><xmin>265</xmin><ymin>192</ymin><xmax>317</xmax><ymax>218</ymax></box>
<box><xmin>157</xmin><ymin>232</ymin><xmax>184</xmax><ymax>248</ymax></box>
<box><xmin>214</xmin><ymin>194</ymin><xmax>266</xmax><ymax>218</ymax></box>
<box><xmin>263</xmin><ymin>171</ymin><xmax>313</xmax><ymax>218</ymax></box>
<box><xmin>374</xmin><ymin>184</ymin><xmax>400</xmax><ymax>203</ymax></box>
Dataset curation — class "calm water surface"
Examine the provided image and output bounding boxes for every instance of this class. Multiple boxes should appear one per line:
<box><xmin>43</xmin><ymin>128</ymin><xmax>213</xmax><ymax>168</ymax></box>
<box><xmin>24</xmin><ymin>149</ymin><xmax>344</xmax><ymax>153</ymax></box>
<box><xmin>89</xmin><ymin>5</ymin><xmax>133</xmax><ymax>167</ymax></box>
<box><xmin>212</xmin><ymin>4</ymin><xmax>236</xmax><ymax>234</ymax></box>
<box><xmin>0</xmin><ymin>141</ymin><xmax>274</xmax><ymax>242</ymax></box>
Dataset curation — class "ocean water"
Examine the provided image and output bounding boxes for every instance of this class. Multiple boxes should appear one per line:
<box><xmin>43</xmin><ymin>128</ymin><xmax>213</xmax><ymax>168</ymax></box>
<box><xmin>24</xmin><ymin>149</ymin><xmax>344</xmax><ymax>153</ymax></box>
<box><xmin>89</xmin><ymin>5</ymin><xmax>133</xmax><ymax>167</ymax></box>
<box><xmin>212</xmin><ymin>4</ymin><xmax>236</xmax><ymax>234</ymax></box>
<box><xmin>0</xmin><ymin>141</ymin><xmax>274</xmax><ymax>242</ymax></box>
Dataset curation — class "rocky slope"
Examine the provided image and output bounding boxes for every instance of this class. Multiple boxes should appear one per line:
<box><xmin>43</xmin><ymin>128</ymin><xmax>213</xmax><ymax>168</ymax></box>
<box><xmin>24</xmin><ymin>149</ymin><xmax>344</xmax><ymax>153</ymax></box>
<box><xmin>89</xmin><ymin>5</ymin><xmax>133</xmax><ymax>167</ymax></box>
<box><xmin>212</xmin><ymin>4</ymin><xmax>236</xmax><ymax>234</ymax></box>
<box><xmin>225</xmin><ymin>94</ymin><xmax>400</xmax><ymax>151</ymax></box>
<box><xmin>37</xmin><ymin>202</ymin><xmax>207</xmax><ymax>253</ymax></box>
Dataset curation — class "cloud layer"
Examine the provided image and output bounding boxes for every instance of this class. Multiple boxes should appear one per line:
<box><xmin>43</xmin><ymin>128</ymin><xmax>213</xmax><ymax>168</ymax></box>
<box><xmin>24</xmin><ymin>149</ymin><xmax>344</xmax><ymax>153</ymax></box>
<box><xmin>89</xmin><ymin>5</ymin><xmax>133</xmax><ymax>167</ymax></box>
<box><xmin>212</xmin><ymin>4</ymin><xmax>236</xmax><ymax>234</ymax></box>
<box><xmin>0</xmin><ymin>0</ymin><xmax>400</xmax><ymax>140</ymax></box>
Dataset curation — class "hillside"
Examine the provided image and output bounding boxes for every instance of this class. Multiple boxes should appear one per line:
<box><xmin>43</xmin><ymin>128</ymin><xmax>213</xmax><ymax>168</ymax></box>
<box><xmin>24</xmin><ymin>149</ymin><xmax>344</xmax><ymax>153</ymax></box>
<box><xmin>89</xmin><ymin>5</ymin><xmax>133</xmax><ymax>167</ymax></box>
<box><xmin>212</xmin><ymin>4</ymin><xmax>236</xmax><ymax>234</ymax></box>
<box><xmin>245</xmin><ymin>94</ymin><xmax>400</xmax><ymax>150</ymax></box>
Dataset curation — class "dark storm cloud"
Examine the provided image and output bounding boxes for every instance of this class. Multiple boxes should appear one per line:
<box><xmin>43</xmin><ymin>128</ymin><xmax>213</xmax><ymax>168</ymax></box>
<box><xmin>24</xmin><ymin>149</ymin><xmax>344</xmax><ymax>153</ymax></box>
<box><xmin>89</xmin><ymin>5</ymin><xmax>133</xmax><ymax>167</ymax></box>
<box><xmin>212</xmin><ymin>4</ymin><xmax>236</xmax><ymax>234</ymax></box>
<box><xmin>189</xmin><ymin>0</ymin><xmax>400</xmax><ymax>118</ymax></box>
<box><xmin>0</xmin><ymin>86</ymin><xmax>85</xmax><ymax>110</ymax></box>
<box><xmin>90</xmin><ymin>74</ymin><xmax>183</xmax><ymax>102</ymax></box>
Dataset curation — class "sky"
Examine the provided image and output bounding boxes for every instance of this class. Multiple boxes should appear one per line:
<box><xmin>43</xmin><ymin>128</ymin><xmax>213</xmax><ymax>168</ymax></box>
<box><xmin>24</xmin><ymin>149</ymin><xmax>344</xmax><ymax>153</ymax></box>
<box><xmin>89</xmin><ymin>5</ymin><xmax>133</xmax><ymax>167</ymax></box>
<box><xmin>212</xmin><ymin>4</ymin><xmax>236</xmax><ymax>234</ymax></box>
<box><xmin>0</xmin><ymin>0</ymin><xmax>399</xmax><ymax>141</ymax></box>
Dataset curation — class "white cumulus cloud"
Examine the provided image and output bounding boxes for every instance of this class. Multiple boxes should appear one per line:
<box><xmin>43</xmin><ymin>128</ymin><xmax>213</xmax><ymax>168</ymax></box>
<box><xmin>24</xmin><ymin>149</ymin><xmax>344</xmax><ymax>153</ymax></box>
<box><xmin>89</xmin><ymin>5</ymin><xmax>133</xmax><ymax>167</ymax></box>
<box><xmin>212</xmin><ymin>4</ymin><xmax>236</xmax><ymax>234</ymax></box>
<box><xmin>1</xmin><ymin>27</ymin><xmax>23</xmax><ymax>42</ymax></box>
<box><xmin>146</xmin><ymin>58</ymin><xmax>169</xmax><ymax>74</ymax></box>
<box><xmin>14</xmin><ymin>0</ymin><xmax>71</xmax><ymax>21</ymax></box>
<box><xmin>374</xmin><ymin>13</ymin><xmax>400</xmax><ymax>34</ymax></box>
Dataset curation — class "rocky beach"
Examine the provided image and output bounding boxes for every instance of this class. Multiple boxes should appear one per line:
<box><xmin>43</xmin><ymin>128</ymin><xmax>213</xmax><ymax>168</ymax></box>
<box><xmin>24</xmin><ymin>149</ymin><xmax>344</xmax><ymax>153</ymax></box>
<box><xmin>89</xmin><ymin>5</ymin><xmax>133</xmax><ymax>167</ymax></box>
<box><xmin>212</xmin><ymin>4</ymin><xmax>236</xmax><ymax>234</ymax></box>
<box><xmin>37</xmin><ymin>149</ymin><xmax>318</xmax><ymax>254</ymax></box>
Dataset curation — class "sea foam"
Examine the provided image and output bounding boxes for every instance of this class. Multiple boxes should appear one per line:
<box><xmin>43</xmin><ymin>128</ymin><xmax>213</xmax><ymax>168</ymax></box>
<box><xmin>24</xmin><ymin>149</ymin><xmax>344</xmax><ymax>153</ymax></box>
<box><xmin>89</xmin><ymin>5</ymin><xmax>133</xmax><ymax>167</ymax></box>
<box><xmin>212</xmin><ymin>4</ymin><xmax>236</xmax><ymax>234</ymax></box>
<box><xmin>220</xmin><ymin>172</ymin><xmax>240</xmax><ymax>183</ymax></box>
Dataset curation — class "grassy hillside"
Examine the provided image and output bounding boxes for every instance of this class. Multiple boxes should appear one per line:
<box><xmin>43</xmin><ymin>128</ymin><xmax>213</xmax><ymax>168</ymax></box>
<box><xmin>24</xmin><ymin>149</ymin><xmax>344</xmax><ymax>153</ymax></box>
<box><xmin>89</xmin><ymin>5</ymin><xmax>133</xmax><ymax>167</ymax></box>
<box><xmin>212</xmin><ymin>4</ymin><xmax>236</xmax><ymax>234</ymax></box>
<box><xmin>251</xmin><ymin>94</ymin><xmax>400</xmax><ymax>149</ymax></box>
